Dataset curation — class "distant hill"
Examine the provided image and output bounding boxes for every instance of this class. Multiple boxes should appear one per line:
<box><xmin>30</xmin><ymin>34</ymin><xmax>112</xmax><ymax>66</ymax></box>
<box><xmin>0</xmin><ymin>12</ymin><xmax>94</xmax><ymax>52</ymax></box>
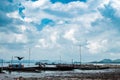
<box><xmin>91</xmin><ymin>59</ymin><xmax>120</xmax><ymax>63</ymax></box>
<box><xmin>112</xmin><ymin>59</ymin><xmax>120</xmax><ymax>63</ymax></box>
<box><xmin>0</xmin><ymin>59</ymin><xmax>4</xmax><ymax>63</ymax></box>
<box><xmin>99</xmin><ymin>59</ymin><xmax>112</xmax><ymax>63</ymax></box>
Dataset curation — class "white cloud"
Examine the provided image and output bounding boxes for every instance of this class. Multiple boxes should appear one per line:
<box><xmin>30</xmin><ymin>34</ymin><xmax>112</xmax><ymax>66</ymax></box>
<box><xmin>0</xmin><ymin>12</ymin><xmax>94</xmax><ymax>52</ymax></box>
<box><xmin>22</xmin><ymin>0</ymin><xmax>50</xmax><ymax>9</ymax></box>
<box><xmin>0</xmin><ymin>33</ymin><xmax>28</xmax><ymax>44</ymax></box>
<box><xmin>14</xmin><ymin>34</ymin><xmax>28</xmax><ymax>43</ymax></box>
<box><xmin>51</xmin><ymin>1</ymin><xmax>88</xmax><ymax>12</ymax></box>
<box><xmin>86</xmin><ymin>39</ymin><xmax>108</xmax><ymax>54</ymax></box>
<box><xmin>38</xmin><ymin>38</ymin><xmax>49</xmax><ymax>48</ymax></box>
<box><xmin>18</xmin><ymin>25</ymin><xmax>27</xmax><ymax>32</ymax></box>
<box><xmin>50</xmin><ymin>31</ymin><xmax>58</xmax><ymax>43</ymax></box>
<box><xmin>7</xmin><ymin>11</ymin><xmax>21</xmax><ymax>19</ymax></box>
<box><xmin>63</xmin><ymin>28</ymin><xmax>77</xmax><ymax>43</ymax></box>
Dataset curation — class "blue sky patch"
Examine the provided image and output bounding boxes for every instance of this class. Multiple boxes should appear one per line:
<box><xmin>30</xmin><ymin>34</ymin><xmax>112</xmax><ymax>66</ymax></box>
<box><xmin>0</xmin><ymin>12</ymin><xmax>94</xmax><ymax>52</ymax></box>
<box><xmin>99</xmin><ymin>4</ymin><xmax>120</xmax><ymax>29</ymax></box>
<box><xmin>0</xmin><ymin>0</ymin><xmax>17</xmax><ymax>13</ymax></box>
<box><xmin>50</xmin><ymin>0</ymin><xmax>87</xmax><ymax>4</ymax></box>
<box><xmin>8</xmin><ymin>0</ymin><xmax>13</xmax><ymax>3</ymax></box>
<box><xmin>31</xmin><ymin>0</ymin><xmax>38</xmax><ymax>2</ymax></box>
<box><xmin>18</xmin><ymin>3</ymin><xmax>25</xmax><ymax>19</ymax></box>
<box><xmin>36</xmin><ymin>18</ymin><xmax>54</xmax><ymax>31</ymax></box>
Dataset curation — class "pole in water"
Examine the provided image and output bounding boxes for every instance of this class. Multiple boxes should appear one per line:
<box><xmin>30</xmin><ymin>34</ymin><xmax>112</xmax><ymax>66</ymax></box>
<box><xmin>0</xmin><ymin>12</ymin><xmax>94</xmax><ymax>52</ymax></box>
<box><xmin>28</xmin><ymin>48</ymin><xmax>31</xmax><ymax>66</ymax></box>
<box><xmin>71</xmin><ymin>59</ymin><xmax>74</xmax><ymax>65</ymax></box>
<box><xmin>11</xmin><ymin>56</ymin><xmax>13</xmax><ymax>65</ymax></box>
<box><xmin>59</xmin><ymin>55</ymin><xmax>61</xmax><ymax>64</ymax></box>
<box><xmin>1</xmin><ymin>59</ymin><xmax>4</xmax><ymax>72</ymax></box>
<box><xmin>79</xmin><ymin>45</ymin><xmax>82</xmax><ymax>66</ymax></box>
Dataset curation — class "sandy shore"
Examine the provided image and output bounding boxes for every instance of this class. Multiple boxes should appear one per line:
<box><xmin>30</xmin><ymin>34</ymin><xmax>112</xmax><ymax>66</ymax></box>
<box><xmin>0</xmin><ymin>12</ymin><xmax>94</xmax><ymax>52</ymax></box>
<box><xmin>0</xmin><ymin>69</ymin><xmax>120</xmax><ymax>80</ymax></box>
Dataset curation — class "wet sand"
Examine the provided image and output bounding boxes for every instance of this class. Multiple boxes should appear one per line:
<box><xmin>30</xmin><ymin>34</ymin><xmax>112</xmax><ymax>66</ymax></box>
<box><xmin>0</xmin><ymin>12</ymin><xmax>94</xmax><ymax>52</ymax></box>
<box><xmin>0</xmin><ymin>69</ymin><xmax>120</xmax><ymax>80</ymax></box>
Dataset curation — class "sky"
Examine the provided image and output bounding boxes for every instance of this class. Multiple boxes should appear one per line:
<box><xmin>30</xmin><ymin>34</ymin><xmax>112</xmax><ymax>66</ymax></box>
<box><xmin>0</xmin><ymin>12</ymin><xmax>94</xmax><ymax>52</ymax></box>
<box><xmin>0</xmin><ymin>0</ymin><xmax>120</xmax><ymax>62</ymax></box>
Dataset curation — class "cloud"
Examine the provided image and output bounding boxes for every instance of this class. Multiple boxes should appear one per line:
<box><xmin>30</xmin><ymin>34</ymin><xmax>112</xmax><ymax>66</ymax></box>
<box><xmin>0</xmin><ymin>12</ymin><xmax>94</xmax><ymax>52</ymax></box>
<box><xmin>98</xmin><ymin>1</ymin><xmax>120</xmax><ymax>30</ymax></box>
<box><xmin>0</xmin><ymin>0</ymin><xmax>18</xmax><ymax>13</ymax></box>
<box><xmin>86</xmin><ymin>39</ymin><xmax>108</xmax><ymax>54</ymax></box>
<box><xmin>0</xmin><ymin>0</ymin><xmax>120</xmax><ymax>61</ymax></box>
<box><xmin>63</xmin><ymin>28</ymin><xmax>77</xmax><ymax>43</ymax></box>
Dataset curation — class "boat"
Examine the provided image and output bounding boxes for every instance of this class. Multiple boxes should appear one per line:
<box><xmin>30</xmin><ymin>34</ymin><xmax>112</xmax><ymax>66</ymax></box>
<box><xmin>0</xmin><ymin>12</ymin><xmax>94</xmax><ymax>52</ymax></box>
<box><xmin>34</xmin><ymin>63</ymin><xmax>74</xmax><ymax>71</ymax></box>
<box><xmin>3</xmin><ymin>64</ymin><xmax>38</xmax><ymax>72</ymax></box>
<box><xmin>0</xmin><ymin>68</ymin><xmax>2</xmax><ymax>73</ymax></box>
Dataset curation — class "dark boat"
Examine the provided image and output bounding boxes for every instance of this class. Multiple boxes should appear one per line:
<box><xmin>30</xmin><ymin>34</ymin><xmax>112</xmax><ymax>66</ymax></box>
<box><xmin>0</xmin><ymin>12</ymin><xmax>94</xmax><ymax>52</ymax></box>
<box><xmin>35</xmin><ymin>64</ymin><xmax>74</xmax><ymax>71</ymax></box>
<box><xmin>0</xmin><ymin>68</ymin><xmax>2</xmax><ymax>73</ymax></box>
<box><xmin>4</xmin><ymin>67</ymin><xmax>38</xmax><ymax>72</ymax></box>
<box><xmin>3</xmin><ymin>64</ymin><xmax>38</xmax><ymax>72</ymax></box>
<box><xmin>56</xmin><ymin>64</ymin><xmax>74</xmax><ymax>71</ymax></box>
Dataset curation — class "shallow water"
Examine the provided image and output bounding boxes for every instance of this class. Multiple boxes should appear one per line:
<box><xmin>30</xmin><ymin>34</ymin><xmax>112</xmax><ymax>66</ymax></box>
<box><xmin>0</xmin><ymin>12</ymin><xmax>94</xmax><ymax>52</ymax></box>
<box><xmin>2</xmin><ymin>68</ymin><xmax>116</xmax><ymax>78</ymax></box>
